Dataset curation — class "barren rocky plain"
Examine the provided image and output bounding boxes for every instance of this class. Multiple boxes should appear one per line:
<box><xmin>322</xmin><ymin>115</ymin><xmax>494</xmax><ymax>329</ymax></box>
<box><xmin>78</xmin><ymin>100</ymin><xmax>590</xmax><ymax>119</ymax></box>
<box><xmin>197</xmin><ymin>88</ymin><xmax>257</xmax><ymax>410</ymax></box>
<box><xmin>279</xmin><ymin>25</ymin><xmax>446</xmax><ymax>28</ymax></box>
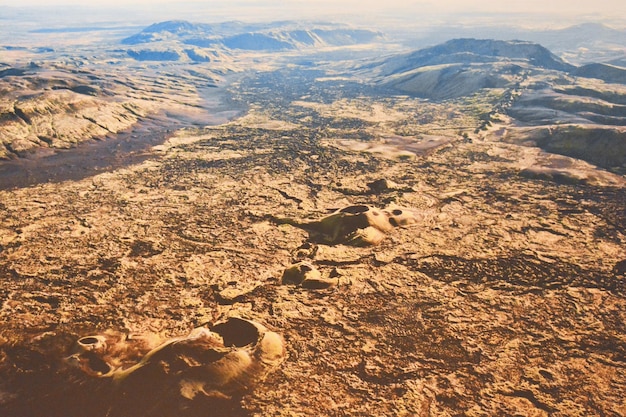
<box><xmin>1</xmin><ymin>18</ymin><xmax>625</xmax><ymax>417</ymax></box>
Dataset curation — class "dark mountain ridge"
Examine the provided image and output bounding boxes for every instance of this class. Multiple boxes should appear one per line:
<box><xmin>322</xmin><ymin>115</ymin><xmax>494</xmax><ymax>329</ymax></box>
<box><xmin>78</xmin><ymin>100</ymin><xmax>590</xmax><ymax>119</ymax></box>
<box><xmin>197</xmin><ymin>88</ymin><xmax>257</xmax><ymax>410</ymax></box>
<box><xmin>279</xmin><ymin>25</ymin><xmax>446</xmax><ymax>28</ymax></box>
<box><xmin>574</xmin><ymin>63</ymin><xmax>626</xmax><ymax>84</ymax></box>
<box><xmin>374</xmin><ymin>38</ymin><xmax>575</xmax><ymax>76</ymax></box>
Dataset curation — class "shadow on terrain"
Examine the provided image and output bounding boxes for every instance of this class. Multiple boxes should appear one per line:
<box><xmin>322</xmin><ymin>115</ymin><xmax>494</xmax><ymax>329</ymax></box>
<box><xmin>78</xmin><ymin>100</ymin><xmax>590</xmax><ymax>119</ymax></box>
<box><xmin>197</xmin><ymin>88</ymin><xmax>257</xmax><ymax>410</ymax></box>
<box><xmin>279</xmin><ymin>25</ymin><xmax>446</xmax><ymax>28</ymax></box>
<box><xmin>0</xmin><ymin>331</ymin><xmax>251</xmax><ymax>417</ymax></box>
<box><xmin>0</xmin><ymin>119</ymin><xmax>175</xmax><ymax>190</ymax></box>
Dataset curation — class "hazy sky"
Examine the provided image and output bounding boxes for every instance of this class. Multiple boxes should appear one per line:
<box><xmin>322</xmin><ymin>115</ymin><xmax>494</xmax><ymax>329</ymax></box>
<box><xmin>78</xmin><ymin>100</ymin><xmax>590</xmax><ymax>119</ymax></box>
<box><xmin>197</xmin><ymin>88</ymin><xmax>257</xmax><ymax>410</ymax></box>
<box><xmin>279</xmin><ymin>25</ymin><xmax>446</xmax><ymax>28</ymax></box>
<box><xmin>2</xmin><ymin>0</ymin><xmax>625</xmax><ymax>14</ymax></box>
<box><xmin>2</xmin><ymin>0</ymin><xmax>624</xmax><ymax>27</ymax></box>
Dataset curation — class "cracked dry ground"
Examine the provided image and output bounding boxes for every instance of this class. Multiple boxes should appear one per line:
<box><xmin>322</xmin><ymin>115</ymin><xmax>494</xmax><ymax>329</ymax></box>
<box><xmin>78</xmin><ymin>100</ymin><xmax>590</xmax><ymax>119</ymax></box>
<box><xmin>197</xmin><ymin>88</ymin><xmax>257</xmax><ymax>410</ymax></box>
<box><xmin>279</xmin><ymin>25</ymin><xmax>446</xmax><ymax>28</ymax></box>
<box><xmin>0</xmin><ymin>120</ymin><xmax>625</xmax><ymax>416</ymax></box>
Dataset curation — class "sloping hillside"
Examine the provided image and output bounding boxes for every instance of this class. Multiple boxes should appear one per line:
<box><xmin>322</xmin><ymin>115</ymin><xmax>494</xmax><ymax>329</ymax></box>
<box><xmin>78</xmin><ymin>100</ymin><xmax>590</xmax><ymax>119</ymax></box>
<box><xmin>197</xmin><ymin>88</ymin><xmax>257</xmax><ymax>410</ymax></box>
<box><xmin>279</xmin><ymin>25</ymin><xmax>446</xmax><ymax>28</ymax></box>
<box><xmin>362</xmin><ymin>38</ymin><xmax>626</xmax><ymax>173</ymax></box>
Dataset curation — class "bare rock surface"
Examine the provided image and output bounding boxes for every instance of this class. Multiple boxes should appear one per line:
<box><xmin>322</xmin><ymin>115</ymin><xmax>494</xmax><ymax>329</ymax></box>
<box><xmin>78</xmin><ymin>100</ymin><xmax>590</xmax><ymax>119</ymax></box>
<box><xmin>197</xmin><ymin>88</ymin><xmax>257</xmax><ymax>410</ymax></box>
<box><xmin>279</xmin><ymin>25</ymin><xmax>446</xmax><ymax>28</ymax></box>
<box><xmin>0</xmin><ymin>90</ymin><xmax>624</xmax><ymax>415</ymax></box>
<box><xmin>0</xmin><ymin>36</ymin><xmax>625</xmax><ymax>417</ymax></box>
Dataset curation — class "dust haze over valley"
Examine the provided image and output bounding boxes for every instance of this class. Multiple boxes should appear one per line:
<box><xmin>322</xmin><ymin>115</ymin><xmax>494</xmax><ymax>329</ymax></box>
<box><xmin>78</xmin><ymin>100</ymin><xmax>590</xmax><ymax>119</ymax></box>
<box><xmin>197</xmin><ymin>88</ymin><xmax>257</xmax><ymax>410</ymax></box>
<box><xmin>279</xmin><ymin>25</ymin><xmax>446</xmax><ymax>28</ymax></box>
<box><xmin>1</xmin><ymin>1</ymin><xmax>625</xmax><ymax>416</ymax></box>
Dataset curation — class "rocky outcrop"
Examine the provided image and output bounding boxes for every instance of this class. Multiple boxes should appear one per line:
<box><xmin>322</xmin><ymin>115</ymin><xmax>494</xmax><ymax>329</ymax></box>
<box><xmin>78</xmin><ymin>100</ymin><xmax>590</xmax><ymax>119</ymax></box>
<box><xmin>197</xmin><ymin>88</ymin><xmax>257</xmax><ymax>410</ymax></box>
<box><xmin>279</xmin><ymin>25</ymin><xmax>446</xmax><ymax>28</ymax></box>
<box><xmin>272</xmin><ymin>204</ymin><xmax>418</xmax><ymax>246</ymax></box>
<box><xmin>281</xmin><ymin>261</ymin><xmax>338</xmax><ymax>289</ymax></box>
<box><xmin>67</xmin><ymin>317</ymin><xmax>285</xmax><ymax>406</ymax></box>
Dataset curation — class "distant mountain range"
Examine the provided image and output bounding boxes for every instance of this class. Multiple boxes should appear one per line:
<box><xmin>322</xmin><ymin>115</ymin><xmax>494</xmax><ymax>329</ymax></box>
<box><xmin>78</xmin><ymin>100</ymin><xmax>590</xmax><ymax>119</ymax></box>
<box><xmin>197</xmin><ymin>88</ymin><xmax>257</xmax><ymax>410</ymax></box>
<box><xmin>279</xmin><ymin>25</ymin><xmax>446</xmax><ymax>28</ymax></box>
<box><xmin>121</xmin><ymin>20</ymin><xmax>383</xmax><ymax>60</ymax></box>
<box><xmin>404</xmin><ymin>23</ymin><xmax>626</xmax><ymax>65</ymax></box>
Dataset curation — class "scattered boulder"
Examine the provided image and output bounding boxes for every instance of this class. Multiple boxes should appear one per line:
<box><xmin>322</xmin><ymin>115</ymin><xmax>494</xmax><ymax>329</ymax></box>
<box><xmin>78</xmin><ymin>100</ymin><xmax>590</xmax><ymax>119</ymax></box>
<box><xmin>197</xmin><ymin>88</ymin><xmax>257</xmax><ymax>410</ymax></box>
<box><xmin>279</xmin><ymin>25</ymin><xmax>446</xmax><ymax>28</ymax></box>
<box><xmin>366</xmin><ymin>178</ymin><xmax>396</xmax><ymax>194</ymax></box>
<box><xmin>272</xmin><ymin>204</ymin><xmax>418</xmax><ymax>246</ymax></box>
<box><xmin>281</xmin><ymin>262</ymin><xmax>337</xmax><ymax>289</ymax></box>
